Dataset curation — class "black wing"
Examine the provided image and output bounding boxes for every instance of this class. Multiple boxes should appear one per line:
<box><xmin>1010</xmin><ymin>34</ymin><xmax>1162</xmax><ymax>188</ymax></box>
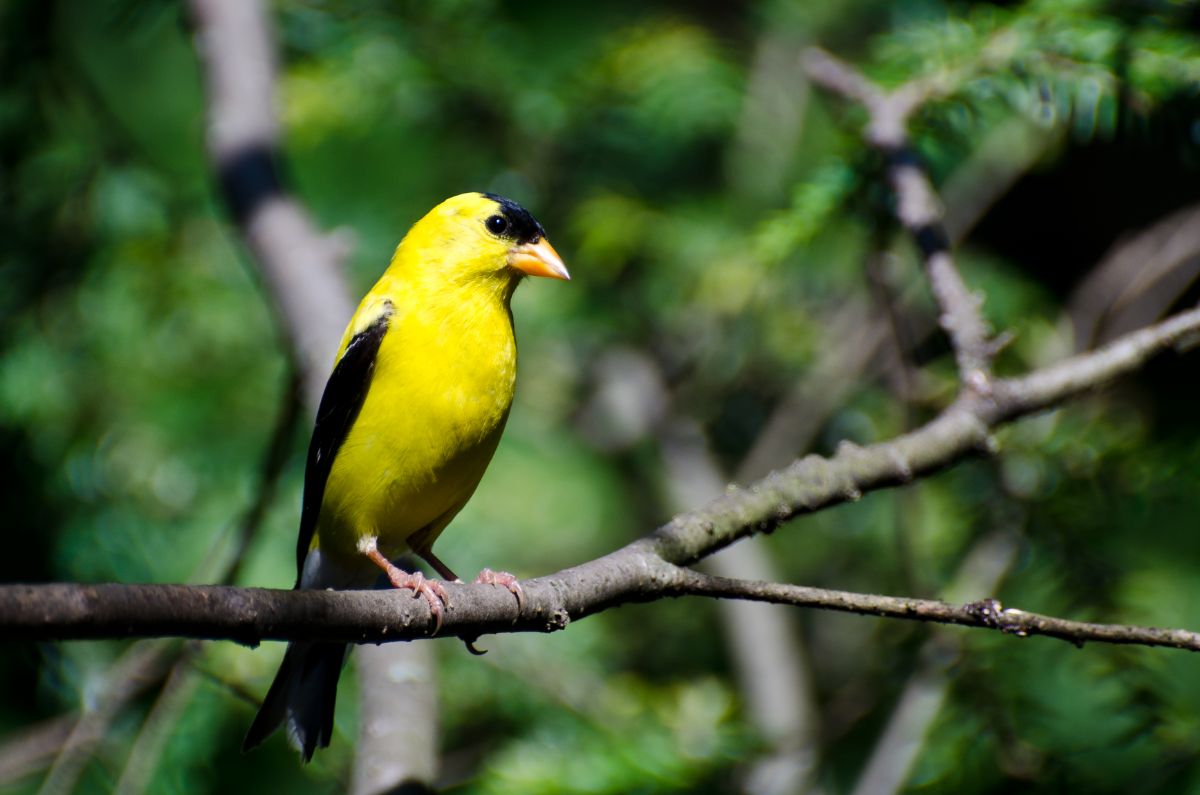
<box><xmin>294</xmin><ymin>304</ymin><xmax>392</xmax><ymax>582</ymax></box>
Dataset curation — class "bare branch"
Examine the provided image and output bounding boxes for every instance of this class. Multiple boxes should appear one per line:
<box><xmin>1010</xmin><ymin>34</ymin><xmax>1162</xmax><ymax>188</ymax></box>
<box><xmin>0</xmin><ymin>715</ymin><xmax>75</xmax><ymax>787</ymax></box>
<box><xmin>803</xmin><ymin>46</ymin><xmax>994</xmax><ymax>389</ymax></box>
<box><xmin>5</xmin><ymin>525</ymin><xmax>1200</xmax><ymax>654</ymax></box>
<box><xmin>993</xmin><ymin>305</ymin><xmax>1200</xmax><ymax>419</ymax></box>
<box><xmin>675</xmin><ymin>571</ymin><xmax>1200</xmax><ymax>653</ymax></box>
<box><xmin>800</xmin><ymin>49</ymin><xmax>883</xmax><ymax>112</ymax></box>
<box><xmin>3</xmin><ymin>305</ymin><xmax>1200</xmax><ymax>651</ymax></box>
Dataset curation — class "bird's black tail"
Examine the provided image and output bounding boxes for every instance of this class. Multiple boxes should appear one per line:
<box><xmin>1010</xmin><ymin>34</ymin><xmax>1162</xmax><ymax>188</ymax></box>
<box><xmin>242</xmin><ymin>641</ymin><xmax>346</xmax><ymax>762</ymax></box>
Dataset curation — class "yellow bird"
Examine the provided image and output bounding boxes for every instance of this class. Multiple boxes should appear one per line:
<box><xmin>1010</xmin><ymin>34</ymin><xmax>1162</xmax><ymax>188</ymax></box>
<box><xmin>243</xmin><ymin>192</ymin><xmax>569</xmax><ymax>760</ymax></box>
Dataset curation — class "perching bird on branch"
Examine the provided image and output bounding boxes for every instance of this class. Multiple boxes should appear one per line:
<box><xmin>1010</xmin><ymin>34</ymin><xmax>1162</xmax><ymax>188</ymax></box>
<box><xmin>242</xmin><ymin>192</ymin><xmax>569</xmax><ymax>760</ymax></box>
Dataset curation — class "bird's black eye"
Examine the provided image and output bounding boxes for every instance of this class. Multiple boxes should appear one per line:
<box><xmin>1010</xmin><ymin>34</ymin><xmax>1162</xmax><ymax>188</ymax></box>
<box><xmin>485</xmin><ymin>215</ymin><xmax>509</xmax><ymax>236</ymax></box>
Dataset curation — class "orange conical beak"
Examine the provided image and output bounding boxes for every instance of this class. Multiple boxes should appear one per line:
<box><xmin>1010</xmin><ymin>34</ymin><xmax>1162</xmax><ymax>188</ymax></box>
<box><xmin>508</xmin><ymin>238</ymin><xmax>570</xmax><ymax>280</ymax></box>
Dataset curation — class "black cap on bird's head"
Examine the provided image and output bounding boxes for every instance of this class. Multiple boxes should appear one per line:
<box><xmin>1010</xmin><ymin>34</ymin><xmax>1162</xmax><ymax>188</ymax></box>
<box><xmin>479</xmin><ymin>192</ymin><xmax>569</xmax><ymax>281</ymax></box>
<box><xmin>482</xmin><ymin>192</ymin><xmax>547</xmax><ymax>246</ymax></box>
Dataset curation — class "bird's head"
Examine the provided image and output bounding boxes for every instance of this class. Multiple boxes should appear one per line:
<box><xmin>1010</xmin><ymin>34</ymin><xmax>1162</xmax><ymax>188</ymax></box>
<box><xmin>394</xmin><ymin>193</ymin><xmax>569</xmax><ymax>292</ymax></box>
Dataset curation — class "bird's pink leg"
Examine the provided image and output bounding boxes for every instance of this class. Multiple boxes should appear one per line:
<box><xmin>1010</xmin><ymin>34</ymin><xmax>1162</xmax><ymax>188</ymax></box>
<box><xmin>362</xmin><ymin>539</ymin><xmax>449</xmax><ymax>633</ymax></box>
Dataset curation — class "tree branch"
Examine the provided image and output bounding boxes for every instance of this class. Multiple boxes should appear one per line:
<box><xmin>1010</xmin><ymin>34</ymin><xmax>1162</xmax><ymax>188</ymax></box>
<box><xmin>673</xmin><ymin>570</ymin><xmax>1200</xmax><ymax>654</ymax></box>
<box><xmin>1069</xmin><ymin>201</ymin><xmax>1200</xmax><ymax>350</ymax></box>
<box><xmin>4</xmin><ymin>305</ymin><xmax>1200</xmax><ymax>650</ymax></box>
<box><xmin>803</xmin><ymin>47</ymin><xmax>994</xmax><ymax>389</ymax></box>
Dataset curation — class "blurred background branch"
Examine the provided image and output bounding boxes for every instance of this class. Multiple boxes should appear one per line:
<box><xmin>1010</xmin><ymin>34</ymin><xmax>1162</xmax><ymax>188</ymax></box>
<box><xmin>803</xmin><ymin>47</ymin><xmax>996</xmax><ymax>388</ymax></box>
<box><xmin>189</xmin><ymin>1</ymin><xmax>434</xmax><ymax>792</ymax></box>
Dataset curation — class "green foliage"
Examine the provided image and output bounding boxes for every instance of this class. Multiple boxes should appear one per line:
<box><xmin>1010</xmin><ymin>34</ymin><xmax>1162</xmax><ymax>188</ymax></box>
<box><xmin>752</xmin><ymin>160</ymin><xmax>860</xmax><ymax>267</ymax></box>
<box><xmin>2</xmin><ymin>0</ymin><xmax>1200</xmax><ymax>793</ymax></box>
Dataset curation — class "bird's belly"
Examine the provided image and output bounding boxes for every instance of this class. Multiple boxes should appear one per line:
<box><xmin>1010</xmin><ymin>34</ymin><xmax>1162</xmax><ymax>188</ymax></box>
<box><xmin>314</xmin><ymin>332</ymin><xmax>515</xmax><ymax>570</ymax></box>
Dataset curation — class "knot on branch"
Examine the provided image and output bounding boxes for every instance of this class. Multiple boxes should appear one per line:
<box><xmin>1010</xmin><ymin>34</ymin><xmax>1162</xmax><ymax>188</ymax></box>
<box><xmin>965</xmin><ymin>598</ymin><xmax>1006</xmax><ymax>628</ymax></box>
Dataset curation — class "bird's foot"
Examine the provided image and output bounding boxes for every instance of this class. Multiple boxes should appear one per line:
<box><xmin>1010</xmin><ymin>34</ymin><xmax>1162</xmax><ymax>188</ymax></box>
<box><xmin>363</xmin><ymin>541</ymin><xmax>449</xmax><ymax>633</ymax></box>
<box><xmin>473</xmin><ymin>568</ymin><xmax>524</xmax><ymax>611</ymax></box>
<box><xmin>386</xmin><ymin>569</ymin><xmax>450</xmax><ymax>634</ymax></box>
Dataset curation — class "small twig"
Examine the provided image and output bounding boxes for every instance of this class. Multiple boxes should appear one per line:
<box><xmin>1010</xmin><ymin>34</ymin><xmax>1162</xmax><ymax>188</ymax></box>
<box><xmin>221</xmin><ymin>367</ymin><xmax>302</xmax><ymax>585</ymax></box>
<box><xmin>676</xmin><ymin>568</ymin><xmax>1200</xmax><ymax>653</ymax></box>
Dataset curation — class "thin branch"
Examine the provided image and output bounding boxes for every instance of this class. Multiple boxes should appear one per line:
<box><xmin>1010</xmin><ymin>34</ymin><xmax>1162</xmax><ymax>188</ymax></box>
<box><xmin>1069</xmin><ymin>201</ymin><xmax>1200</xmax><ymax>350</ymax></box>
<box><xmin>676</xmin><ymin>570</ymin><xmax>1200</xmax><ymax>653</ymax></box>
<box><xmin>652</xmin><ymin>305</ymin><xmax>1200</xmax><ymax>568</ymax></box>
<box><xmin>2</xmin><ymin>304</ymin><xmax>1199</xmax><ymax>651</ymax></box>
<box><xmin>225</xmin><ymin>368</ymin><xmax>302</xmax><ymax>586</ymax></box>
<box><xmin>803</xmin><ymin>46</ymin><xmax>994</xmax><ymax>390</ymax></box>
<box><xmin>5</xmin><ymin>526</ymin><xmax>1199</xmax><ymax>654</ymax></box>
<box><xmin>738</xmin><ymin>104</ymin><xmax>1039</xmax><ymax>485</ymax></box>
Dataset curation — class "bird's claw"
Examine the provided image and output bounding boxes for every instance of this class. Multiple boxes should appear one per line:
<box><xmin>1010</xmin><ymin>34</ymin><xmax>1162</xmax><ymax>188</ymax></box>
<box><xmin>473</xmin><ymin>568</ymin><xmax>524</xmax><ymax>611</ymax></box>
<box><xmin>386</xmin><ymin>569</ymin><xmax>449</xmax><ymax>634</ymax></box>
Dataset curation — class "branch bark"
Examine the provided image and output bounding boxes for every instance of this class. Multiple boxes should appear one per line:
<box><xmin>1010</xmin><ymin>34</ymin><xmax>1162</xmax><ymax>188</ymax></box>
<box><xmin>5</xmin><ymin>305</ymin><xmax>1200</xmax><ymax>650</ymax></box>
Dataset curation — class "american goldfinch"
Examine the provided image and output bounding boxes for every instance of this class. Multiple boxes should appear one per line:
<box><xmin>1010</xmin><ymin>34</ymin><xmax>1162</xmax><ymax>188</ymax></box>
<box><xmin>243</xmin><ymin>192</ymin><xmax>569</xmax><ymax>760</ymax></box>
